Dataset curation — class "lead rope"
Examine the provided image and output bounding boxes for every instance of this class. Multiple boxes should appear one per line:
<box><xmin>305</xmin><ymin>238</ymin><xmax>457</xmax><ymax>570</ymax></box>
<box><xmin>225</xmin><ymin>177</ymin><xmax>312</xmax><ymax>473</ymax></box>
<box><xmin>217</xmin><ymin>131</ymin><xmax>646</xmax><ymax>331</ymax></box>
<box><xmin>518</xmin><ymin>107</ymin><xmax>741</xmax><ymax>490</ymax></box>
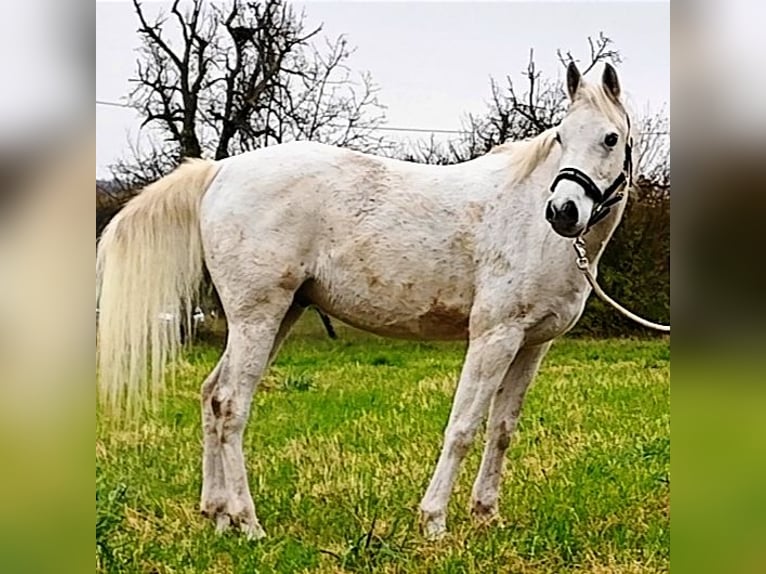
<box><xmin>573</xmin><ymin>236</ymin><xmax>670</xmax><ymax>333</ymax></box>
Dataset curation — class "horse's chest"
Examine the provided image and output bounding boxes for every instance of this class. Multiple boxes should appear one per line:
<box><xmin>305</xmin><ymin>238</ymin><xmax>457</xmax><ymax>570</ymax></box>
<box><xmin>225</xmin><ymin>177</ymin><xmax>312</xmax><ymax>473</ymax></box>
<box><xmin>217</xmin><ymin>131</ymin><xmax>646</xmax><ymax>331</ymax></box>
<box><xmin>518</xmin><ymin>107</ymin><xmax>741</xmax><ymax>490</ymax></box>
<box><xmin>522</xmin><ymin>300</ymin><xmax>586</xmax><ymax>344</ymax></box>
<box><xmin>473</xmin><ymin>267</ymin><xmax>589</xmax><ymax>344</ymax></box>
<box><xmin>515</xmin><ymin>278</ymin><xmax>591</xmax><ymax>343</ymax></box>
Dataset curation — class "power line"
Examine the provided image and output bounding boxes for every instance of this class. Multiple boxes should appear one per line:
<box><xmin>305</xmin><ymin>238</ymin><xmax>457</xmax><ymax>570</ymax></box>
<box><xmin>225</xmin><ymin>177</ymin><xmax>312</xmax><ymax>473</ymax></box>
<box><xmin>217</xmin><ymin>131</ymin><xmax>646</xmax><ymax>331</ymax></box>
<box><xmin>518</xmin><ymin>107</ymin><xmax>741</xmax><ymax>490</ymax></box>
<box><xmin>362</xmin><ymin>125</ymin><xmax>468</xmax><ymax>135</ymax></box>
<box><xmin>96</xmin><ymin>99</ymin><xmax>669</xmax><ymax>136</ymax></box>
<box><xmin>95</xmin><ymin>99</ymin><xmax>470</xmax><ymax>133</ymax></box>
<box><xmin>96</xmin><ymin>99</ymin><xmax>132</xmax><ymax>109</ymax></box>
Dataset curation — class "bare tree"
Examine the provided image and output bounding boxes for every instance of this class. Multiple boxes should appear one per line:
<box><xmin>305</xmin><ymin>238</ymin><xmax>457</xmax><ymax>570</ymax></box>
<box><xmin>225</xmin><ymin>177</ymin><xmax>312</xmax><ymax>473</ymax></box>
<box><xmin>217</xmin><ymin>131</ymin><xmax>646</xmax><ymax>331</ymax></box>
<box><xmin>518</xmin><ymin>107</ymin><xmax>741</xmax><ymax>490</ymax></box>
<box><xmin>114</xmin><ymin>0</ymin><xmax>387</xmax><ymax>183</ymax></box>
<box><xmin>556</xmin><ymin>31</ymin><xmax>622</xmax><ymax>76</ymax></box>
<box><xmin>635</xmin><ymin>108</ymin><xmax>670</xmax><ymax>190</ymax></box>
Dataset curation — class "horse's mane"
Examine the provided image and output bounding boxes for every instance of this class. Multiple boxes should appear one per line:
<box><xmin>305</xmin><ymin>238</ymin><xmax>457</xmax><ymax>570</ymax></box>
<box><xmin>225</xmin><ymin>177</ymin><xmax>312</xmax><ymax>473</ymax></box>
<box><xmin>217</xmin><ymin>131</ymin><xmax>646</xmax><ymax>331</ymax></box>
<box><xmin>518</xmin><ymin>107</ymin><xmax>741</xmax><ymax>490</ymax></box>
<box><xmin>491</xmin><ymin>83</ymin><xmax>632</xmax><ymax>184</ymax></box>
<box><xmin>490</xmin><ymin>129</ymin><xmax>559</xmax><ymax>184</ymax></box>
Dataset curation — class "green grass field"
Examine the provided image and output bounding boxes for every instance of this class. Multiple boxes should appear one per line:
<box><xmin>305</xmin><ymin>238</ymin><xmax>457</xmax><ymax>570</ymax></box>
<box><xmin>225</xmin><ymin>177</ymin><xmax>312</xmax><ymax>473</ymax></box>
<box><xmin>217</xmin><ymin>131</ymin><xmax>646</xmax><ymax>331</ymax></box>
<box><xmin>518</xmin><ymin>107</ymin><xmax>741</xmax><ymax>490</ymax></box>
<box><xmin>96</xmin><ymin>316</ymin><xmax>670</xmax><ymax>573</ymax></box>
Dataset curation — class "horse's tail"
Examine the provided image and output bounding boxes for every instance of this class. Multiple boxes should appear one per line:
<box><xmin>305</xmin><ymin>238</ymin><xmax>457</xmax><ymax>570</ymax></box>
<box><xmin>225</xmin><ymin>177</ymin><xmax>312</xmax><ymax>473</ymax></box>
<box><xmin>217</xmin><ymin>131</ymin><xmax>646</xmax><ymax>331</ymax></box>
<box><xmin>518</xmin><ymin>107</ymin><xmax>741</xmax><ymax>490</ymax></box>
<box><xmin>96</xmin><ymin>158</ymin><xmax>220</xmax><ymax>416</ymax></box>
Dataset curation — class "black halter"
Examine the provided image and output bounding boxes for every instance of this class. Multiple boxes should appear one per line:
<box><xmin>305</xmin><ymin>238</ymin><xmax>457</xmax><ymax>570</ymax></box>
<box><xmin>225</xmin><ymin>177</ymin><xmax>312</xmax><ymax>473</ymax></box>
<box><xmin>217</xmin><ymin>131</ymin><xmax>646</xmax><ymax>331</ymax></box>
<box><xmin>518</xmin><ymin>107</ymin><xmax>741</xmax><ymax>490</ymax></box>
<box><xmin>550</xmin><ymin>115</ymin><xmax>634</xmax><ymax>230</ymax></box>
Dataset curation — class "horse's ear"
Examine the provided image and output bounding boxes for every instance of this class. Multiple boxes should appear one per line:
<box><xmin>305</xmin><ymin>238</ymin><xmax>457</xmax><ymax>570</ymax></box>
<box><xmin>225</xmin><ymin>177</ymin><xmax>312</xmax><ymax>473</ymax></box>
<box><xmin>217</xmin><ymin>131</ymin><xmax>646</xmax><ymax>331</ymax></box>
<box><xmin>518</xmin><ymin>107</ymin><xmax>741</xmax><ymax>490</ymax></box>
<box><xmin>566</xmin><ymin>61</ymin><xmax>582</xmax><ymax>100</ymax></box>
<box><xmin>602</xmin><ymin>62</ymin><xmax>621</xmax><ymax>101</ymax></box>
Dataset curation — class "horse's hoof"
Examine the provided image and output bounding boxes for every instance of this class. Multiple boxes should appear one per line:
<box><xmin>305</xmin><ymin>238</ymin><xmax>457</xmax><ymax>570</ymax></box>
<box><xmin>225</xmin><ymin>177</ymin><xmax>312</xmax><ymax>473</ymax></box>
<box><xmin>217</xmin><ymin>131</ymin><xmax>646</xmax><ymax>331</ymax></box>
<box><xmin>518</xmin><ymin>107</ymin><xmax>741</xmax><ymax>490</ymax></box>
<box><xmin>420</xmin><ymin>511</ymin><xmax>447</xmax><ymax>541</ymax></box>
<box><xmin>210</xmin><ymin>511</ymin><xmax>265</xmax><ymax>540</ymax></box>
<box><xmin>470</xmin><ymin>500</ymin><xmax>499</xmax><ymax>524</ymax></box>
<box><xmin>214</xmin><ymin>512</ymin><xmax>232</xmax><ymax>534</ymax></box>
<box><xmin>423</xmin><ymin>521</ymin><xmax>446</xmax><ymax>541</ymax></box>
<box><xmin>241</xmin><ymin>520</ymin><xmax>267</xmax><ymax>541</ymax></box>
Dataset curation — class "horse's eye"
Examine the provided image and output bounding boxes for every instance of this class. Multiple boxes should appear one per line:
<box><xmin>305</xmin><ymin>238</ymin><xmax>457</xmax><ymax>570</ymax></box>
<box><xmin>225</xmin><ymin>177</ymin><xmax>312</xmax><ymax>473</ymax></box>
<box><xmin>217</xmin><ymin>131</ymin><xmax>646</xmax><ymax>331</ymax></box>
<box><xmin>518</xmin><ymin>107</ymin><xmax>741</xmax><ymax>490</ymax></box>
<box><xmin>604</xmin><ymin>132</ymin><xmax>619</xmax><ymax>147</ymax></box>
<box><xmin>555</xmin><ymin>133</ymin><xmax>561</xmax><ymax>144</ymax></box>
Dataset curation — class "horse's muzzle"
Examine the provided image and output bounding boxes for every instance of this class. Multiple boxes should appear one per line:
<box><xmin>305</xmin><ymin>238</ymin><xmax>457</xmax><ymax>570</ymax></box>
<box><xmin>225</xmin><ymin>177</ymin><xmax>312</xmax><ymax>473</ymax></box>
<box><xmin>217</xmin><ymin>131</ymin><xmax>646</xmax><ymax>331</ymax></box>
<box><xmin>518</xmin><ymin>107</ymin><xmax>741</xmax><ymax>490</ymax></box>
<box><xmin>545</xmin><ymin>199</ymin><xmax>583</xmax><ymax>238</ymax></box>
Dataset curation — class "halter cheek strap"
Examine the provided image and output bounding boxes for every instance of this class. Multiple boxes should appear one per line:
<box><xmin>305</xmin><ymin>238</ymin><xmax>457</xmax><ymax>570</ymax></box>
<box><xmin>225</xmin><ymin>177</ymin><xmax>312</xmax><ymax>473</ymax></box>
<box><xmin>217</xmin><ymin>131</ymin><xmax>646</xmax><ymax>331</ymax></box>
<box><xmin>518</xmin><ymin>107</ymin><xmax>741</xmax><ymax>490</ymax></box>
<box><xmin>550</xmin><ymin>115</ymin><xmax>634</xmax><ymax>231</ymax></box>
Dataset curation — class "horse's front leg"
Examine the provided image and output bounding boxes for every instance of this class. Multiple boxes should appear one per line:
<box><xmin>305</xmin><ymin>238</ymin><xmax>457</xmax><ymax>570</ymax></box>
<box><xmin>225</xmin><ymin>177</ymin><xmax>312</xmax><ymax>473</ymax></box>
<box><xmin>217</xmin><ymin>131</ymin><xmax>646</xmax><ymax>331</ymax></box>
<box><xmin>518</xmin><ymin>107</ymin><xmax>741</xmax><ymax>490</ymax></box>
<box><xmin>470</xmin><ymin>342</ymin><xmax>550</xmax><ymax>522</ymax></box>
<box><xmin>419</xmin><ymin>323</ymin><xmax>524</xmax><ymax>539</ymax></box>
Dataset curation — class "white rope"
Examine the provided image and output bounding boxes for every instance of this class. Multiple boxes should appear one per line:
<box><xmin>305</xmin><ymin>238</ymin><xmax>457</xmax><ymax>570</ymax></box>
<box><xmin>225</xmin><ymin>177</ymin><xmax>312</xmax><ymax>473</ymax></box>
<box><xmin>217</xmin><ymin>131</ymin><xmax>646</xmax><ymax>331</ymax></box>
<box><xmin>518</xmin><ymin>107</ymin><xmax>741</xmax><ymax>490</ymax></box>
<box><xmin>573</xmin><ymin>238</ymin><xmax>670</xmax><ymax>334</ymax></box>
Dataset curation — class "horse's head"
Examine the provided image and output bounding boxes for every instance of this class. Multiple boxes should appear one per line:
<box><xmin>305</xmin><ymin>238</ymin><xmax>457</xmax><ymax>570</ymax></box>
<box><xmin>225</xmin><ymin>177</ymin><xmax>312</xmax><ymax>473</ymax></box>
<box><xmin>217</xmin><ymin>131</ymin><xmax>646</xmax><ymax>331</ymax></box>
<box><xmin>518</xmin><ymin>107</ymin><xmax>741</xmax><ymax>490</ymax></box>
<box><xmin>545</xmin><ymin>62</ymin><xmax>633</xmax><ymax>238</ymax></box>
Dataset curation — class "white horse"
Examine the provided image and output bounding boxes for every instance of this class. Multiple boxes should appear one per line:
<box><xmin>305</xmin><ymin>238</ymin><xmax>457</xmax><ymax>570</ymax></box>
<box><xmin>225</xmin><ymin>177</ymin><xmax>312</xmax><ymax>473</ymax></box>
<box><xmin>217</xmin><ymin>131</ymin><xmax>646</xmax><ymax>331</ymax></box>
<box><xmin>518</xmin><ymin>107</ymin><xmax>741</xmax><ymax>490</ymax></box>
<box><xmin>97</xmin><ymin>63</ymin><xmax>634</xmax><ymax>539</ymax></box>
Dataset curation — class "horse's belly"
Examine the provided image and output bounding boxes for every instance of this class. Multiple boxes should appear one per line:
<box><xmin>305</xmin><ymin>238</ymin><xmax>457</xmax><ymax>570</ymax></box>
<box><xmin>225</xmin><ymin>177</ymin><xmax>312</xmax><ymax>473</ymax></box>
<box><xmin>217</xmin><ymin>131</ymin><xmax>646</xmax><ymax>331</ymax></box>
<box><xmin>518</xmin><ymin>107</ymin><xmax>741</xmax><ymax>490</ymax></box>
<box><xmin>344</xmin><ymin>308</ymin><xmax>469</xmax><ymax>340</ymax></box>
<box><xmin>299</xmin><ymin>276</ymin><xmax>472</xmax><ymax>341</ymax></box>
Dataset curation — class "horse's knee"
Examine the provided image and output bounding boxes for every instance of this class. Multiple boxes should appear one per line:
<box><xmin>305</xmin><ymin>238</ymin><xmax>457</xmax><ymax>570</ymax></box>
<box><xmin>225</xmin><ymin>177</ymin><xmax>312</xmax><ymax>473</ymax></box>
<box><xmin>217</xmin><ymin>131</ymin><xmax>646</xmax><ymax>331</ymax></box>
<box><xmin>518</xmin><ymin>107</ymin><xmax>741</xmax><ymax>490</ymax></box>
<box><xmin>221</xmin><ymin>416</ymin><xmax>246</xmax><ymax>440</ymax></box>
<box><xmin>446</xmin><ymin>424</ymin><xmax>475</xmax><ymax>457</ymax></box>
<box><xmin>216</xmin><ymin>398</ymin><xmax>248</xmax><ymax>441</ymax></box>
<box><xmin>494</xmin><ymin>420</ymin><xmax>512</xmax><ymax>452</ymax></box>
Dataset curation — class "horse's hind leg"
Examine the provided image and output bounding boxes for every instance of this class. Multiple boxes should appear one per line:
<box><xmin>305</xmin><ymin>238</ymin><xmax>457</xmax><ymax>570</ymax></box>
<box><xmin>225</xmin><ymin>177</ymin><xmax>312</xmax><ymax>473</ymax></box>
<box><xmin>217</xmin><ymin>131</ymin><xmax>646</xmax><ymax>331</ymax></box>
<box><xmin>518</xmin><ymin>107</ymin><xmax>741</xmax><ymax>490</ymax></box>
<box><xmin>200</xmin><ymin>357</ymin><xmax>228</xmax><ymax>528</ymax></box>
<box><xmin>206</xmin><ymin>295</ymin><xmax>303</xmax><ymax>539</ymax></box>
<box><xmin>200</xmin><ymin>301</ymin><xmax>305</xmax><ymax>527</ymax></box>
<box><xmin>199</xmin><ymin>303</ymin><xmax>303</xmax><ymax>534</ymax></box>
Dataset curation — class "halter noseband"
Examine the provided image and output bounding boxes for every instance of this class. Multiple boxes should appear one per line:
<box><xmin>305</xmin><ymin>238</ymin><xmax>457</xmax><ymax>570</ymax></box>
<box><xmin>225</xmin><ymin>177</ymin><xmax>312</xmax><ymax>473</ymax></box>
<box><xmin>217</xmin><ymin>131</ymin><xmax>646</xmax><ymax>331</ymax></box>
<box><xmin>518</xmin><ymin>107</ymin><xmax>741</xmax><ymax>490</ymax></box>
<box><xmin>549</xmin><ymin>115</ymin><xmax>634</xmax><ymax>230</ymax></box>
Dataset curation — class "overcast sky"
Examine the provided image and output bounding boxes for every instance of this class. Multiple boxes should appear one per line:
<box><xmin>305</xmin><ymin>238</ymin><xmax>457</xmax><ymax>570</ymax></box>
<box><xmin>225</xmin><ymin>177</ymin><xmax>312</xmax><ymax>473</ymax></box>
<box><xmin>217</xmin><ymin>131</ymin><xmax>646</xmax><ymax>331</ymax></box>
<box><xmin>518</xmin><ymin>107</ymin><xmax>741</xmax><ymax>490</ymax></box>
<box><xmin>96</xmin><ymin>0</ymin><xmax>669</xmax><ymax>177</ymax></box>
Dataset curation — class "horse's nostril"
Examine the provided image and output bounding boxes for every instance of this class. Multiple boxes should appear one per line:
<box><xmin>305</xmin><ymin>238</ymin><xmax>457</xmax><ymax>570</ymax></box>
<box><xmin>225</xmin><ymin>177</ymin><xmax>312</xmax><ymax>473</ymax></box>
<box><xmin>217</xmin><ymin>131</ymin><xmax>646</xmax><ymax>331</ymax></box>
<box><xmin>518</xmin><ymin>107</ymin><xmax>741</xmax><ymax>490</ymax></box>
<box><xmin>545</xmin><ymin>202</ymin><xmax>555</xmax><ymax>222</ymax></box>
<box><xmin>561</xmin><ymin>200</ymin><xmax>578</xmax><ymax>222</ymax></box>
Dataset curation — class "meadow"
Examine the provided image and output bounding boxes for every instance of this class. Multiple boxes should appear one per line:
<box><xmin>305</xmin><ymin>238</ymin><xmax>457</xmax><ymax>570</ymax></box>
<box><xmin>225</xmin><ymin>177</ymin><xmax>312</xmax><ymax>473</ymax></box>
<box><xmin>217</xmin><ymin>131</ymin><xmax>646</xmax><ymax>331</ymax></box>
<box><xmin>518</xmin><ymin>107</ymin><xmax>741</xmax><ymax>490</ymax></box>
<box><xmin>96</xmin><ymin>316</ymin><xmax>669</xmax><ymax>573</ymax></box>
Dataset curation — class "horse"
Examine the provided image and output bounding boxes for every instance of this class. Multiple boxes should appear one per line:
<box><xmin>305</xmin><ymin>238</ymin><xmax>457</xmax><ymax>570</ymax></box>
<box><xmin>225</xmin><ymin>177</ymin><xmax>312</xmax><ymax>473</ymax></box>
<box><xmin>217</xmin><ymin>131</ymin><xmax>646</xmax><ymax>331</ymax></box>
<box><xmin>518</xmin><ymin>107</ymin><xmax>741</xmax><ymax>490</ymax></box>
<box><xmin>96</xmin><ymin>62</ymin><xmax>634</xmax><ymax>539</ymax></box>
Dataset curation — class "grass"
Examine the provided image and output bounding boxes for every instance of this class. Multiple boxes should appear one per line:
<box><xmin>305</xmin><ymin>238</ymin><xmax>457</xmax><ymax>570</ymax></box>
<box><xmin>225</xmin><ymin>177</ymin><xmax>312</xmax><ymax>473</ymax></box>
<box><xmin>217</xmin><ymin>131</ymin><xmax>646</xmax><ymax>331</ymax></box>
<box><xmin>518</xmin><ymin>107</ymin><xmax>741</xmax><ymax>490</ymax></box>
<box><xmin>96</xmin><ymin>315</ymin><xmax>670</xmax><ymax>573</ymax></box>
